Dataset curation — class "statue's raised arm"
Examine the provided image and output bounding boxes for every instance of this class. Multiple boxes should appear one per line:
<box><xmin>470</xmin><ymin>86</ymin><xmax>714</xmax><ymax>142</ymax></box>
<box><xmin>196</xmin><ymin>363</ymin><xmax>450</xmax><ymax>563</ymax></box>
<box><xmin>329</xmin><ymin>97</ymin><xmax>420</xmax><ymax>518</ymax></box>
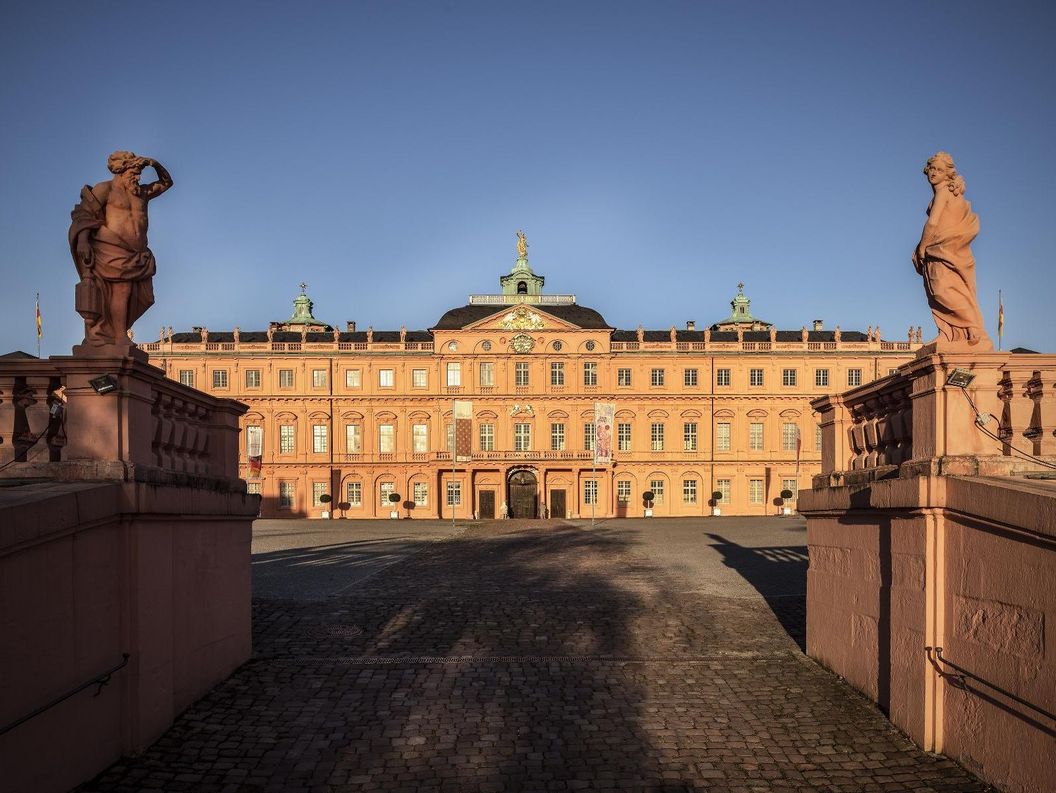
<box><xmin>913</xmin><ymin>152</ymin><xmax>991</xmax><ymax>351</ymax></box>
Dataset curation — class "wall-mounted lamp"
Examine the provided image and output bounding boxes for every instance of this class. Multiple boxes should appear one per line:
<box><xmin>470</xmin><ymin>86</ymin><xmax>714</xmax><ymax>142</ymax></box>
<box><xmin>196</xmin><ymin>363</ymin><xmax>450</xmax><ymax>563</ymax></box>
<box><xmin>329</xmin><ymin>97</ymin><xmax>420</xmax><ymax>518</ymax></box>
<box><xmin>946</xmin><ymin>368</ymin><xmax>976</xmax><ymax>388</ymax></box>
<box><xmin>89</xmin><ymin>374</ymin><xmax>119</xmax><ymax>395</ymax></box>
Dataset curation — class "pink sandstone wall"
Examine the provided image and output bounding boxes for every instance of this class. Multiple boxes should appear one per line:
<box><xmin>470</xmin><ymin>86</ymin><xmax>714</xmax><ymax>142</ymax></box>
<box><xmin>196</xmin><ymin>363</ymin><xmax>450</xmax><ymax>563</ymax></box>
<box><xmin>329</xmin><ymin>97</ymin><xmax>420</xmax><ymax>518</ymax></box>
<box><xmin>0</xmin><ymin>480</ymin><xmax>253</xmax><ymax>793</ymax></box>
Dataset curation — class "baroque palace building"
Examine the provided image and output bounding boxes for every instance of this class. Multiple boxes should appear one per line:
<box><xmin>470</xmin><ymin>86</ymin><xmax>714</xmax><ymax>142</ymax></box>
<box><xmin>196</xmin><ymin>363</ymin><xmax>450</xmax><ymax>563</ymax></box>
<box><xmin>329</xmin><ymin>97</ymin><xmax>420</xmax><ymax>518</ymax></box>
<box><xmin>141</xmin><ymin>242</ymin><xmax>921</xmax><ymax>519</ymax></box>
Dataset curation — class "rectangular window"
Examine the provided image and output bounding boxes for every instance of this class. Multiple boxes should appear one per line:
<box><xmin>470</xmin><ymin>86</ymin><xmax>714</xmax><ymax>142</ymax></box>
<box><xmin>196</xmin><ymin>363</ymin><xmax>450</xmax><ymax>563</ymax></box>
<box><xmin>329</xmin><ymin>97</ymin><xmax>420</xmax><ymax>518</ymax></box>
<box><xmin>550</xmin><ymin>362</ymin><xmax>564</xmax><ymax>386</ymax></box>
<box><xmin>515</xmin><ymin>361</ymin><xmax>530</xmax><ymax>386</ymax></box>
<box><xmin>749</xmin><ymin>478</ymin><xmax>765</xmax><ymax>504</ymax></box>
<box><xmin>446</xmin><ymin>362</ymin><xmax>461</xmax><ymax>386</ymax></box>
<box><xmin>514</xmin><ymin>423</ymin><xmax>531</xmax><ymax>451</ymax></box>
<box><xmin>212</xmin><ymin>370</ymin><xmax>228</xmax><ymax>389</ymax></box>
<box><xmin>414</xmin><ymin>482</ymin><xmax>428</xmax><ymax>506</ymax></box>
<box><xmin>749</xmin><ymin>422</ymin><xmax>764</xmax><ymax>451</ymax></box>
<box><xmin>815</xmin><ymin>369</ymin><xmax>829</xmax><ymax>387</ymax></box>
<box><xmin>245</xmin><ymin>369</ymin><xmax>261</xmax><ymax>388</ymax></box>
<box><xmin>617</xmin><ymin>422</ymin><xmax>632</xmax><ymax>452</ymax></box>
<box><xmin>716</xmin><ymin>479</ymin><xmax>731</xmax><ymax>504</ymax></box>
<box><xmin>279</xmin><ymin>481</ymin><xmax>295</xmax><ymax>509</ymax></box>
<box><xmin>749</xmin><ymin>368</ymin><xmax>764</xmax><ymax>387</ymax></box>
<box><xmin>816</xmin><ymin>424</ymin><xmax>823</xmax><ymax>451</ymax></box>
<box><xmin>345</xmin><ymin>369</ymin><xmax>362</xmax><ymax>388</ymax></box>
<box><xmin>479</xmin><ymin>362</ymin><xmax>494</xmax><ymax>387</ymax></box>
<box><xmin>683</xmin><ymin>479</ymin><xmax>698</xmax><ymax>504</ymax></box>
<box><xmin>617</xmin><ymin>480</ymin><xmax>631</xmax><ymax>502</ymax></box>
<box><xmin>848</xmin><ymin>368</ymin><xmax>863</xmax><ymax>387</ymax></box>
<box><xmin>717</xmin><ymin>422</ymin><xmax>731</xmax><ymax>451</ymax></box>
<box><xmin>479</xmin><ymin>423</ymin><xmax>495</xmax><ymax>452</ymax></box>
<box><xmin>650</xmin><ymin>368</ymin><xmax>665</xmax><ymax>387</ymax></box>
<box><xmin>312</xmin><ymin>424</ymin><xmax>328</xmax><ymax>453</ymax></box>
<box><xmin>378</xmin><ymin>424</ymin><xmax>394</xmax><ymax>453</ymax></box>
<box><xmin>446</xmin><ymin>481</ymin><xmax>461</xmax><ymax>506</ymax></box>
<box><xmin>716</xmin><ymin>368</ymin><xmax>731</xmax><ymax>386</ymax></box>
<box><xmin>650</xmin><ymin>422</ymin><xmax>664</xmax><ymax>451</ymax></box>
<box><xmin>584</xmin><ymin>422</ymin><xmax>596</xmax><ymax>451</ymax></box>
<box><xmin>246</xmin><ymin>482</ymin><xmax>261</xmax><ymax>496</ymax></box>
<box><xmin>178</xmin><ymin>369</ymin><xmax>195</xmax><ymax>387</ymax></box>
<box><xmin>279</xmin><ymin>425</ymin><xmax>295</xmax><ymax>454</ymax></box>
<box><xmin>346</xmin><ymin>481</ymin><xmax>362</xmax><ymax>506</ymax></box>
<box><xmin>583</xmin><ymin>479</ymin><xmax>598</xmax><ymax>505</ymax></box>
<box><xmin>279</xmin><ymin>369</ymin><xmax>294</xmax><ymax>388</ymax></box>
<box><xmin>379</xmin><ymin>369</ymin><xmax>394</xmax><ymax>388</ymax></box>
<box><xmin>683</xmin><ymin>422</ymin><xmax>698</xmax><ymax>451</ymax></box>
<box><xmin>782</xmin><ymin>478</ymin><xmax>799</xmax><ymax>500</ymax></box>
<box><xmin>583</xmin><ymin>362</ymin><xmax>598</xmax><ymax>386</ymax></box>
<box><xmin>312</xmin><ymin>369</ymin><xmax>327</xmax><ymax>388</ymax></box>
<box><xmin>412</xmin><ymin>368</ymin><xmax>427</xmax><ymax>388</ymax></box>
<box><xmin>684</xmin><ymin>368</ymin><xmax>698</xmax><ymax>387</ymax></box>
<box><xmin>346</xmin><ymin>424</ymin><xmax>362</xmax><ymax>453</ymax></box>
<box><xmin>312</xmin><ymin>482</ymin><xmax>328</xmax><ymax>507</ymax></box>
<box><xmin>380</xmin><ymin>482</ymin><xmax>394</xmax><ymax>506</ymax></box>
<box><xmin>649</xmin><ymin>479</ymin><xmax>665</xmax><ymax>503</ymax></box>
<box><xmin>617</xmin><ymin>368</ymin><xmax>632</xmax><ymax>387</ymax></box>
<box><xmin>782</xmin><ymin>422</ymin><xmax>799</xmax><ymax>451</ymax></box>
<box><xmin>551</xmin><ymin>422</ymin><xmax>565</xmax><ymax>451</ymax></box>
<box><xmin>412</xmin><ymin>423</ymin><xmax>428</xmax><ymax>453</ymax></box>
<box><xmin>782</xmin><ymin>368</ymin><xmax>797</xmax><ymax>387</ymax></box>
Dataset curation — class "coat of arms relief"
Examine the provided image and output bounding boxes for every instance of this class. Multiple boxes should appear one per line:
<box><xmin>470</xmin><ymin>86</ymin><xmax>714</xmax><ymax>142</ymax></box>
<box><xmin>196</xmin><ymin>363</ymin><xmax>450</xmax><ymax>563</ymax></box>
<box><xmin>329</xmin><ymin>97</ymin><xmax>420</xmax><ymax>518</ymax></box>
<box><xmin>499</xmin><ymin>306</ymin><xmax>545</xmax><ymax>331</ymax></box>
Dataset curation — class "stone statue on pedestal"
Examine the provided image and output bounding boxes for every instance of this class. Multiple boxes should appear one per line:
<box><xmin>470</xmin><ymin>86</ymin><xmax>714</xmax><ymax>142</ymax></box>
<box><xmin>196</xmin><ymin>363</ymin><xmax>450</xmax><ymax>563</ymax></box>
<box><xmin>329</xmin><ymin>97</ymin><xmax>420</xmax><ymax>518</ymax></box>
<box><xmin>69</xmin><ymin>151</ymin><xmax>173</xmax><ymax>349</ymax></box>
<box><xmin>913</xmin><ymin>152</ymin><xmax>991</xmax><ymax>350</ymax></box>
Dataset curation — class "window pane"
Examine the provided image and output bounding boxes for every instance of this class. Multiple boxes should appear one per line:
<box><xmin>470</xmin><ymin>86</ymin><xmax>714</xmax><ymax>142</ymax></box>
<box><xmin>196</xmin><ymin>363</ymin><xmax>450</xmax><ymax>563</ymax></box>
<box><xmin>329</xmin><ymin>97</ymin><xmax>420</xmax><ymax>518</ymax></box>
<box><xmin>515</xmin><ymin>362</ymin><xmax>529</xmax><ymax>386</ymax></box>
<box><xmin>651</xmin><ymin>423</ymin><xmax>664</xmax><ymax>451</ymax></box>
<box><xmin>583</xmin><ymin>479</ymin><xmax>598</xmax><ymax>504</ymax></box>
<box><xmin>479</xmin><ymin>362</ymin><xmax>494</xmax><ymax>387</ymax></box>
<box><xmin>413</xmin><ymin>424</ymin><xmax>428</xmax><ymax>453</ymax></box>
<box><xmin>279</xmin><ymin>481</ymin><xmax>295</xmax><ymax>508</ymax></box>
<box><xmin>280</xmin><ymin>425</ymin><xmax>295</xmax><ymax>453</ymax></box>
<box><xmin>749</xmin><ymin>479</ymin><xmax>764</xmax><ymax>504</ymax></box>
<box><xmin>750</xmin><ymin>368</ymin><xmax>764</xmax><ymax>387</ymax></box>
<box><xmin>848</xmin><ymin>368</ymin><xmax>863</xmax><ymax>387</ymax></box>
<box><xmin>379</xmin><ymin>424</ymin><xmax>394</xmax><ymax>453</ymax></box>
<box><xmin>312</xmin><ymin>482</ymin><xmax>328</xmax><ymax>506</ymax></box>
<box><xmin>617</xmin><ymin>423</ymin><xmax>632</xmax><ymax>451</ymax></box>
<box><xmin>649</xmin><ymin>479</ymin><xmax>665</xmax><ymax>503</ymax></box>
<box><xmin>446</xmin><ymin>481</ymin><xmax>461</xmax><ymax>505</ymax></box>
<box><xmin>412</xmin><ymin>369</ymin><xmax>427</xmax><ymax>388</ymax></box>
<box><xmin>479</xmin><ymin>423</ymin><xmax>495</xmax><ymax>451</ymax></box>
<box><xmin>782</xmin><ymin>423</ymin><xmax>799</xmax><ymax>451</ymax></box>
<box><xmin>446</xmin><ymin>363</ymin><xmax>461</xmax><ymax>386</ymax></box>
<box><xmin>179</xmin><ymin>370</ymin><xmax>195</xmax><ymax>387</ymax></box>
<box><xmin>551</xmin><ymin>423</ymin><xmax>565</xmax><ymax>451</ymax></box>
<box><xmin>617</xmin><ymin>480</ymin><xmax>631</xmax><ymax>502</ymax></box>
<box><xmin>684</xmin><ymin>368</ymin><xmax>698</xmax><ymax>387</ymax></box>
<box><xmin>815</xmin><ymin>369</ymin><xmax>829</xmax><ymax>387</ymax></box>
<box><xmin>346</xmin><ymin>424</ymin><xmax>362</xmax><ymax>453</ymax></box>
<box><xmin>584</xmin><ymin>423</ymin><xmax>595</xmax><ymax>451</ymax></box>
<box><xmin>212</xmin><ymin>370</ymin><xmax>228</xmax><ymax>389</ymax></box>
<box><xmin>345</xmin><ymin>369</ymin><xmax>361</xmax><ymax>388</ymax></box>
<box><xmin>414</xmin><ymin>482</ymin><xmax>428</xmax><ymax>506</ymax></box>
<box><xmin>617</xmin><ymin>368</ymin><xmax>631</xmax><ymax>387</ymax></box>
<box><xmin>312</xmin><ymin>424</ymin><xmax>328</xmax><ymax>453</ymax></box>
<box><xmin>583</xmin><ymin>362</ymin><xmax>597</xmax><ymax>386</ymax></box>
<box><xmin>683</xmin><ymin>422</ymin><xmax>697</xmax><ymax>451</ymax></box>
<box><xmin>683</xmin><ymin>479</ymin><xmax>697</xmax><ymax>503</ymax></box>
<box><xmin>245</xmin><ymin>369</ymin><xmax>261</xmax><ymax>388</ymax></box>
<box><xmin>782</xmin><ymin>368</ymin><xmax>797</xmax><ymax>387</ymax></box>
<box><xmin>346</xmin><ymin>481</ymin><xmax>362</xmax><ymax>506</ymax></box>
<box><xmin>749</xmin><ymin>422</ymin><xmax>764</xmax><ymax>451</ymax></box>
<box><xmin>650</xmin><ymin>368</ymin><xmax>665</xmax><ymax>386</ymax></box>
<box><xmin>514</xmin><ymin>423</ymin><xmax>531</xmax><ymax>451</ymax></box>
<box><xmin>716</xmin><ymin>479</ymin><xmax>731</xmax><ymax>503</ymax></box>
<box><xmin>280</xmin><ymin>369</ymin><xmax>294</xmax><ymax>388</ymax></box>
<box><xmin>312</xmin><ymin>369</ymin><xmax>326</xmax><ymax>387</ymax></box>
<box><xmin>717</xmin><ymin>422</ymin><xmax>731</xmax><ymax>451</ymax></box>
<box><xmin>379</xmin><ymin>369</ymin><xmax>394</xmax><ymax>387</ymax></box>
<box><xmin>380</xmin><ymin>482</ymin><xmax>394</xmax><ymax>506</ymax></box>
<box><xmin>550</xmin><ymin>362</ymin><xmax>564</xmax><ymax>386</ymax></box>
<box><xmin>716</xmin><ymin>368</ymin><xmax>731</xmax><ymax>386</ymax></box>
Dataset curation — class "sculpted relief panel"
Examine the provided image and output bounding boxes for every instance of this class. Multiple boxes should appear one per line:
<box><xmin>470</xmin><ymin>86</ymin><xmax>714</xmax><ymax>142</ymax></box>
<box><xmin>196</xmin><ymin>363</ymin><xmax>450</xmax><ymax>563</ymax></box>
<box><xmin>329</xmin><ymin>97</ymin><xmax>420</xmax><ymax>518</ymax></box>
<box><xmin>500</xmin><ymin>306</ymin><xmax>545</xmax><ymax>331</ymax></box>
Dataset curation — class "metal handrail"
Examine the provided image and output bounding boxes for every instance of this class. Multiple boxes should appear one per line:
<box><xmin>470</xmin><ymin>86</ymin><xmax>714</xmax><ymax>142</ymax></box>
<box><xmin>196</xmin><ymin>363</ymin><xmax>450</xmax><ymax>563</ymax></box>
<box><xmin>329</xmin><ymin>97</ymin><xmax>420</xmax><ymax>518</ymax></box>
<box><xmin>0</xmin><ymin>653</ymin><xmax>130</xmax><ymax>737</ymax></box>
<box><xmin>926</xmin><ymin>646</ymin><xmax>1055</xmax><ymax>724</ymax></box>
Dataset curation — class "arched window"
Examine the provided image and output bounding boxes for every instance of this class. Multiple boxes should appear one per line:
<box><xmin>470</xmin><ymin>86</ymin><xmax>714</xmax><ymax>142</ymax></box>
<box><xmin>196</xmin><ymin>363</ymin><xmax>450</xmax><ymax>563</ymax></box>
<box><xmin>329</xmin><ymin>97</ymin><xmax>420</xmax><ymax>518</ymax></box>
<box><xmin>517</xmin><ymin>281</ymin><xmax>528</xmax><ymax>294</ymax></box>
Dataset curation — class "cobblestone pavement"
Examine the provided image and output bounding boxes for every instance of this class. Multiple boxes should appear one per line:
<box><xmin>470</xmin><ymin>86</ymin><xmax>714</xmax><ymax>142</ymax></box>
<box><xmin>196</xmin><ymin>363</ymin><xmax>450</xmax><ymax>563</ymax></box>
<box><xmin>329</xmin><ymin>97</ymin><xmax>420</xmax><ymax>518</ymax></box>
<box><xmin>79</xmin><ymin>518</ymin><xmax>991</xmax><ymax>792</ymax></box>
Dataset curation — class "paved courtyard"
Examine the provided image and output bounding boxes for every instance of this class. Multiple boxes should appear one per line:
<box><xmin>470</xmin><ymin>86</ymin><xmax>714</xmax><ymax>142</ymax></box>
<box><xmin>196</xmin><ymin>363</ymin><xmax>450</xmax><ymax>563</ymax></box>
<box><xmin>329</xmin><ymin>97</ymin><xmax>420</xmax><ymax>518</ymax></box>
<box><xmin>79</xmin><ymin>517</ymin><xmax>989</xmax><ymax>792</ymax></box>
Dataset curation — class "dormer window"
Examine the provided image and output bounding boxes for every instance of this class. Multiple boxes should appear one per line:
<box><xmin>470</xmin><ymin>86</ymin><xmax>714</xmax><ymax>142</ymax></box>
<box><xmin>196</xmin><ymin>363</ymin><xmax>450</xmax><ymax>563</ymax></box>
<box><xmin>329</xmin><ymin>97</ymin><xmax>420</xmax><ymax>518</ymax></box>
<box><xmin>517</xmin><ymin>281</ymin><xmax>528</xmax><ymax>294</ymax></box>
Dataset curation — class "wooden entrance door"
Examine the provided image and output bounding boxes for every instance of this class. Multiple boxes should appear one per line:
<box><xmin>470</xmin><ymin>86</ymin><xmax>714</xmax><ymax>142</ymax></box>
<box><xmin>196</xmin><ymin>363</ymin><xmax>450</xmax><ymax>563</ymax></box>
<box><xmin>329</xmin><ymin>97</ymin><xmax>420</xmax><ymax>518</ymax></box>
<box><xmin>550</xmin><ymin>489</ymin><xmax>566</xmax><ymax>519</ymax></box>
<box><xmin>479</xmin><ymin>490</ymin><xmax>495</xmax><ymax>519</ymax></box>
<box><xmin>508</xmin><ymin>471</ymin><xmax>537</xmax><ymax>518</ymax></box>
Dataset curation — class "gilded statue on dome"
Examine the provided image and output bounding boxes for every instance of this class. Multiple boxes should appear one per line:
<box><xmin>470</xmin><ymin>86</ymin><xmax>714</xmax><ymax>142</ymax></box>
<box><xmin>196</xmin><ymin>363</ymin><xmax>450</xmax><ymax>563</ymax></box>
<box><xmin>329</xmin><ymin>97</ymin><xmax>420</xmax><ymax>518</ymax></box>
<box><xmin>516</xmin><ymin>229</ymin><xmax>528</xmax><ymax>259</ymax></box>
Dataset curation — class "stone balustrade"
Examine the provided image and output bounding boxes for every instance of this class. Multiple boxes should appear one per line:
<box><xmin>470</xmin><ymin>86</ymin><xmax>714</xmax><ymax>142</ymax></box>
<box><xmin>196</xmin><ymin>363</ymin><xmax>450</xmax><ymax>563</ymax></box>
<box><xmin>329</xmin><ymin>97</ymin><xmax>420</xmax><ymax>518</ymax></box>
<box><xmin>0</xmin><ymin>351</ymin><xmax>245</xmax><ymax>484</ymax></box>
<box><xmin>812</xmin><ymin>351</ymin><xmax>1056</xmax><ymax>483</ymax></box>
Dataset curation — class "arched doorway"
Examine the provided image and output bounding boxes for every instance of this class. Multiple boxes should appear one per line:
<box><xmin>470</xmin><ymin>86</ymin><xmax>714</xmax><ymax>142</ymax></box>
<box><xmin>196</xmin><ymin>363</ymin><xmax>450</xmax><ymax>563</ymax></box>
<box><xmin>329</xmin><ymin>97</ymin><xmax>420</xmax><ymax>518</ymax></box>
<box><xmin>507</xmin><ymin>470</ymin><xmax>537</xmax><ymax>518</ymax></box>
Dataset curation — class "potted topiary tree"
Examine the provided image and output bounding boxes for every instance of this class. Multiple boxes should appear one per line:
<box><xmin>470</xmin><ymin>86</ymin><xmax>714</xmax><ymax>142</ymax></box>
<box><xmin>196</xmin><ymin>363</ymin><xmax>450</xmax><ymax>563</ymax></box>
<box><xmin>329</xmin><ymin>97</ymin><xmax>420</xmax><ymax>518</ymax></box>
<box><xmin>779</xmin><ymin>488</ymin><xmax>794</xmax><ymax>516</ymax></box>
<box><xmin>388</xmin><ymin>492</ymin><xmax>401</xmax><ymax>519</ymax></box>
<box><xmin>336</xmin><ymin>501</ymin><xmax>351</xmax><ymax>519</ymax></box>
<box><xmin>711</xmin><ymin>491</ymin><xmax>723</xmax><ymax>517</ymax></box>
<box><xmin>642</xmin><ymin>490</ymin><xmax>654</xmax><ymax>518</ymax></box>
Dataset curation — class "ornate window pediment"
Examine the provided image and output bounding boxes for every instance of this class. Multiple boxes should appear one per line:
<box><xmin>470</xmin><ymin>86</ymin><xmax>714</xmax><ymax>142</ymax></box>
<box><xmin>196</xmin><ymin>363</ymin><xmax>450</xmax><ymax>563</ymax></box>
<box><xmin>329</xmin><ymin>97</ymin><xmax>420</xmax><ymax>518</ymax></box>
<box><xmin>779</xmin><ymin>409</ymin><xmax>802</xmax><ymax>418</ymax></box>
<box><xmin>747</xmin><ymin>409</ymin><xmax>769</xmax><ymax>418</ymax></box>
<box><xmin>715</xmin><ymin>409</ymin><xmax>735</xmax><ymax>418</ymax></box>
<box><xmin>647</xmin><ymin>409</ymin><xmax>669</xmax><ymax>419</ymax></box>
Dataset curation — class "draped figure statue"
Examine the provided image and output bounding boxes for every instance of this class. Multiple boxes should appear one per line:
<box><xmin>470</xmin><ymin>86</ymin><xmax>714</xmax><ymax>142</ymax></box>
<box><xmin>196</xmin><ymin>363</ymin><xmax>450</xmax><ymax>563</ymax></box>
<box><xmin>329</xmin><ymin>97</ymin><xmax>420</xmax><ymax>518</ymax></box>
<box><xmin>912</xmin><ymin>152</ymin><xmax>991</xmax><ymax>350</ymax></box>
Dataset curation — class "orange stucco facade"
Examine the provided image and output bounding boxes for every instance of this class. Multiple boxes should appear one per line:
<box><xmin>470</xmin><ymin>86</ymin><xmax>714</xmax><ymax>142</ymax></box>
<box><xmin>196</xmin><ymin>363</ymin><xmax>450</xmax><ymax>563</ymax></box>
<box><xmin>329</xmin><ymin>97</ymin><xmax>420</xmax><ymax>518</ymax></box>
<box><xmin>141</xmin><ymin>264</ymin><xmax>920</xmax><ymax>519</ymax></box>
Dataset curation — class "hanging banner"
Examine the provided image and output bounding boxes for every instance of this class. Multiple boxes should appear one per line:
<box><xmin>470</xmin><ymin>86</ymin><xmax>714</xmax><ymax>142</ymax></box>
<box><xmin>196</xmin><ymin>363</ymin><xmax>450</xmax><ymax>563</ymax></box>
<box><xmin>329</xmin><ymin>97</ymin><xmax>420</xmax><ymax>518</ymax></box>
<box><xmin>453</xmin><ymin>400</ymin><xmax>473</xmax><ymax>462</ymax></box>
<box><xmin>593</xmin><ymin>402</ymin><xmax>615</xmax><ymax>464</ymax></box>
<box><xmin>246</xmin><ymin>425</ymin><xmax>263</xmax><ymax>479</ymax></box>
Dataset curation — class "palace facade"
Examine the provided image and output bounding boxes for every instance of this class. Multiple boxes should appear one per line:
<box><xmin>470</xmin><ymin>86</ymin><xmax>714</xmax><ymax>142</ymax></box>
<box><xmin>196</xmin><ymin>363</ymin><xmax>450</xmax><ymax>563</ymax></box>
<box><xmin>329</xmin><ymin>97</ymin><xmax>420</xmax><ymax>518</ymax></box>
<box><xmin>141</xmin><ymin>247</ymin><xmax>921</xmax><ymax>519</ymax></box>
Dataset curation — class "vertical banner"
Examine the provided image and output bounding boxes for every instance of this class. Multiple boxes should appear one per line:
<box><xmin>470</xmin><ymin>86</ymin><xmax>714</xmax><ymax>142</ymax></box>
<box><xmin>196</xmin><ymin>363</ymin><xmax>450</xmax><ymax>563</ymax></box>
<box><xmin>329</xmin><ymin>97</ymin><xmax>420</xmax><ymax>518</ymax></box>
<box><xmin>594</xmin><ymin>402</ymin><xmax>615</xmax><ymax>464</ymax></box>
<box><xmin>453</xmin><ymin>400</ymin><xmax>473</xmax><ymax>462</ymax></box>
<box><xmin>246</xmin><ymin>425</ymin><xmax>263</xmax><ymax>478</ymax></box>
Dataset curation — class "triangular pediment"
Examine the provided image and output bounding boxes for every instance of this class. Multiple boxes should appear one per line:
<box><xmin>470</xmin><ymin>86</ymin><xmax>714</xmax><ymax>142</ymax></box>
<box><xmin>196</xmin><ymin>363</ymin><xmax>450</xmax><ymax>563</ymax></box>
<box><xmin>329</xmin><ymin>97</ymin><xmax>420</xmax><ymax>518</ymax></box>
<box><xmin>463</xmin><ymin>304</ymin><xmax>579</xmax><ymax>332</ymax></box>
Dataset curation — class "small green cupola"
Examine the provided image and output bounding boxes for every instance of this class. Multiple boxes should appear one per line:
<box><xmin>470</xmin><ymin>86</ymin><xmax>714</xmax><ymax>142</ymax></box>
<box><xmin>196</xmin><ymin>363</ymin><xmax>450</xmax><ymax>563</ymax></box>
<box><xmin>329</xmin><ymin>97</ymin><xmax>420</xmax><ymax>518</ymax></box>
<box><xmin>499</xmin><ymin>230</ymin><xmax>545</xmax><ymax>298</ymax></box>
<box><xmin>271</xmin><ymin>282</ymin><xmax>332</xmax><ymax>331</ymax></box>
<box><xmin>710</xmin><ymin>282</ymin><xmax>773</xmax><ymax>331</ymax></box>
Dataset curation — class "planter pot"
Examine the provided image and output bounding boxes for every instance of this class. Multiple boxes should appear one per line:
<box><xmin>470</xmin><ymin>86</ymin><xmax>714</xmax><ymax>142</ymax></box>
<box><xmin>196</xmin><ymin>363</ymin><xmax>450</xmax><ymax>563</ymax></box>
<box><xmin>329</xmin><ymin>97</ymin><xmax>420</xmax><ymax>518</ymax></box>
<box><xmin>712</xmin><ymin>507</ymin><xmax>721</xmax><ymax>516</ymax></box>
<box><xmin>644</xmin><ymin>508</ymin><xmax>653</xmax><ymax>518</ymax></box>
<box><xmin>320</xmin><ymin>510</ymin><xmax>330</xmax><ymax>519</ymax></box>
<box><xmin>782</xmin><ymin>507</ymin><xmax>792</xmax><ymax>516</ymax></box>
<box><xmin>389</xmin><ymin>510</ymin><xmax>400</xmax><ymax>519</ymax></box>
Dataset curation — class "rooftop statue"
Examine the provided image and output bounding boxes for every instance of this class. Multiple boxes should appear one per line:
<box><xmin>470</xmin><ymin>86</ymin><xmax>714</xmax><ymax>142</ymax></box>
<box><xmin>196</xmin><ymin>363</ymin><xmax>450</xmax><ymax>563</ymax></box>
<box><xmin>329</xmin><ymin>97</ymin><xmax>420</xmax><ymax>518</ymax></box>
<box><xmin>516</xmin><ymin>229</ymin><xmax>528</xmax><ymax>259</ymax></box>
<box><xmin>69</xmin><ymin>151</ymin><xmax>173</xmax><ymax>349</ymax></box>
<box><xmin>912</xmin><ymin>152</ymin><xmax>991</xmax><ymax>350</ymax></box>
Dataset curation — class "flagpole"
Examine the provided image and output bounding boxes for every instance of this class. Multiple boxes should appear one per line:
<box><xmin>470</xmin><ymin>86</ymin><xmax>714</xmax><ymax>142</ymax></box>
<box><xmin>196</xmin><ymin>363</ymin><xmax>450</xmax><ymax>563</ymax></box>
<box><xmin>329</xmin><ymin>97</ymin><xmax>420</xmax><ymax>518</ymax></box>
<box><xmin>452</xmin><ymin>397</ymin><xmax>456</xmax><ymax>530</ymax></box>
<box><xmin>35</xmin><ymin>292</ymin><xmax>41</xmax><ymax>359</ymax></box>
<box><xmin>998</xmin><ymin>289</ymin><xmax>1003</xmax><ymax>351</ymax></box>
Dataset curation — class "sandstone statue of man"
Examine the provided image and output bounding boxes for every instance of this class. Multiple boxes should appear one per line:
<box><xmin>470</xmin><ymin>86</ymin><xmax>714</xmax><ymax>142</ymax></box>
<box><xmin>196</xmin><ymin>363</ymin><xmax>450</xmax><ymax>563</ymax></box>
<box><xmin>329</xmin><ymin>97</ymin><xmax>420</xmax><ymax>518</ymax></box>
<box><xmin>69</xmin><ymin>151</ymin><xmax>173</xmax><ymax>347</ymax></box>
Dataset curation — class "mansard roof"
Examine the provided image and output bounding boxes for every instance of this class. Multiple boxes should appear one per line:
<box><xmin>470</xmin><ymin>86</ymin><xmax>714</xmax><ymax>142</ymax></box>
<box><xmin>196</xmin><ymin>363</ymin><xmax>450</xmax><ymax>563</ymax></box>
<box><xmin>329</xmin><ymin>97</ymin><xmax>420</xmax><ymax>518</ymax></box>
<box><xmin>610</xmin><ymin>329</ymin><xmax>869</xmax><ymax>342</ymax></box>
<box><xmin>171</xmin><ymin>330</ymin><xmax>432</xmax><ymax>343</ymax></box>
<box><xmin>431</xmin><ymin>303</ymin><xmax>612</xmax><ymax>331</ymax></box>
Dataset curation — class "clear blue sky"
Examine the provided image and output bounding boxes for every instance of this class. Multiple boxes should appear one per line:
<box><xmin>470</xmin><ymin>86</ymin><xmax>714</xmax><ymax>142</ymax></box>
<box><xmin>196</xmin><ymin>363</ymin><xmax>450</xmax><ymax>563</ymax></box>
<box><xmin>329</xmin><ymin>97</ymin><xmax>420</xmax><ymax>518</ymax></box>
<box><xmin>2</xmin><ymin>1</ymin><xmax>1054</xmax><ymax>354</ymax></box>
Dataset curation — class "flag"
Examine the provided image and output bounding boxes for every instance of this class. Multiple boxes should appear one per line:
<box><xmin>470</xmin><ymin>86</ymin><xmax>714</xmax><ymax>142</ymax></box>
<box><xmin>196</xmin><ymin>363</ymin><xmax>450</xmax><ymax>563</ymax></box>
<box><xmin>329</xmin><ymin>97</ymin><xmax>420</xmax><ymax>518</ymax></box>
<box><xmin>593</xmin><ymin>402</ymin><xmax>615</xmax><ymax>464</ymax></box>
<box><xmin>453</xmin><ymin>400</ymin><xmax>473</xmax><ymax>462</ymax></box>
<box><xmin>35</xmin><ymin>293</ymin><xmax>42</xmax><ymax>339</ymax></box>
<box><xmin>997</xmin><ymin>290</ymin><xmax>1004</xmax><ymax>349</ymax></box>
